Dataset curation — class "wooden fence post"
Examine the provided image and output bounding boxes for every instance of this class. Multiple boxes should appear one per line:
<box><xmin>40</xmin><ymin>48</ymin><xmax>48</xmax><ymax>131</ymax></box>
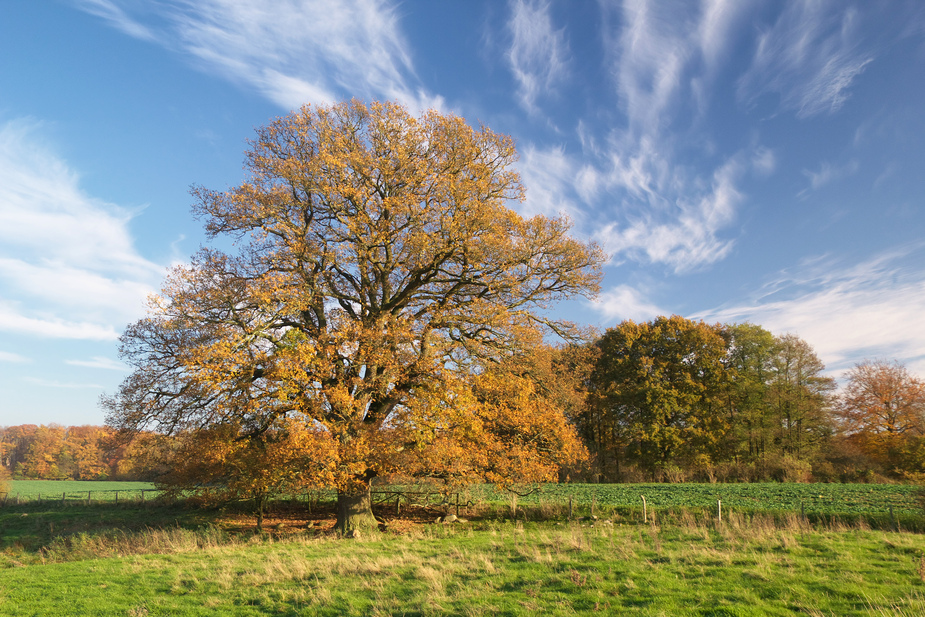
<box><xmin>641</xmin><ymin>495</ymin><xmax>647</xmax><ymax>523</ymax></box>
<box><xmin>717</xmin><ymin>500</ymin><xmax>722</xmax><ymax>524</ymax></box>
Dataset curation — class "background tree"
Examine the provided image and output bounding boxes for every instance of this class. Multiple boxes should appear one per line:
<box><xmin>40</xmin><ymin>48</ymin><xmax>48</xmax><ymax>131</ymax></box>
<box><xmin>20</xmin><ymin>425</ymin><xmax>67</xmax><ymax>479</ymax></box>
<box><xmin>766</xmin><ymin>334</ymin><xmax>835</xmax><ymax>478</ymax></box>
<box><xmin>103</xmin><ymin>100</ymin><xmax>604</xmax><ymax>533</ymax></box>
<box><xmin>0</xmin><ymin>456</ymin><xmax>9</xmax><ymax>495</ymax></box>
<box><xmin>588</xmin><ymin>316</ymin><xmax>729</xmax><ymax>480</ymax></box>
<box><xmin>836</xmin><ymin>360</ymin><xmax>925</xmax><ymax>471</ymax></box>
<box><xmin>720</xmin><ymin>322</ymin><xmax>777</xmax><ymax>472</ymax></box>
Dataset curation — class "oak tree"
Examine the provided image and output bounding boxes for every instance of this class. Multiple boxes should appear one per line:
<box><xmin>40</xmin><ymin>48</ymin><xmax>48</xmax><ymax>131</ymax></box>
<box><xmin>103</xmin><ymin>100</ymin><xmax>604</xmax><ymax>533</ymax></box>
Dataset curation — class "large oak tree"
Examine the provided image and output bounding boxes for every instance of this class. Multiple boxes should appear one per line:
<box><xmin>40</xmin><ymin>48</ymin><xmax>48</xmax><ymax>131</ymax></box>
<box><xmin>103</xmin><ymin>100</ymin><xmax>603</xmax><ymax>533</ymax></box>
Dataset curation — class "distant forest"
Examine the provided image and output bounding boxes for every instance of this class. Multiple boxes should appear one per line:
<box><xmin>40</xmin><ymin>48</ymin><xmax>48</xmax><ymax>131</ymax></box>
<box><xmin>3</xmin><ymin>317</ymin><xmax>923</xmax><ymax>485</ymax></box>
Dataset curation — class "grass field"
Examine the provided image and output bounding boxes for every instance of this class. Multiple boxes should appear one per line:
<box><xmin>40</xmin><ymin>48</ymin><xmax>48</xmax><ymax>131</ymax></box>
<box><xmin>1</xmin><ymin>514</ymin><xmax>924</xmax><ymax>616</ymax></box>
<box><xmin>2</xmin><ymin>482</ymin><xmax>923</xmax><ymax>615</ymax></box>
<box><xmin>5</xmin><ymin>480</ymin><xmax>157</xmax><ymax>502</ymax></box>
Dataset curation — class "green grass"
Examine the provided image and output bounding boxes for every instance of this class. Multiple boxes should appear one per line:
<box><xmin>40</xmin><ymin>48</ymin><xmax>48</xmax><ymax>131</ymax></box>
<box><xmin>0</xmin><ymin>501</ymin><xmax>220</xmax><ymax>562</ymax></box>
<box><xmin>6</xmin><ymin>480</ymin><xmax>157</xmax><ymax>502</ymax></box>
<box><xmin>2</xmin><ymin>516</ymin><xmax>924</xmax><ymax>616</ymax></box>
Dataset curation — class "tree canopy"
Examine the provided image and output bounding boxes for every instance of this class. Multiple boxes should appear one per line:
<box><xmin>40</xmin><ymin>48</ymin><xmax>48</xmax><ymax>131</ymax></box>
<box><xmin>103</xmin><ymin>100</ymin><xmax>604</xmax><ymax>532</ymax></box>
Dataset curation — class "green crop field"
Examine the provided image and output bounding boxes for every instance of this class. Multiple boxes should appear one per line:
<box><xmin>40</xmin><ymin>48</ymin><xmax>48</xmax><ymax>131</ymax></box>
<box><xmin>459</xmin><ymin>482</ymin><xmax>922</xmax><ymax>516</ymax></box>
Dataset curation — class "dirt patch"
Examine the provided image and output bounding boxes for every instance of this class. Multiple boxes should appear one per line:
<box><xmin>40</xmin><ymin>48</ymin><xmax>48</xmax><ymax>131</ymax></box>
<box><xmin>215</xmin><ymin>502</ymin><xmax>452</xmax><ymax>536</ymax></box>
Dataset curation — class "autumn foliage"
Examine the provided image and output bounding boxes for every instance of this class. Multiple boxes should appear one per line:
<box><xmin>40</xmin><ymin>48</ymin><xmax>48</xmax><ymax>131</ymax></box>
<box><xmin>836</xmin><ymin>360</ymin><xmax>925</xmax><ymax>472</ymax></box>
<box><xmin>0</xmin><ymin>424</ymin><xmax>121</xmax><ymax>480</ymax></box>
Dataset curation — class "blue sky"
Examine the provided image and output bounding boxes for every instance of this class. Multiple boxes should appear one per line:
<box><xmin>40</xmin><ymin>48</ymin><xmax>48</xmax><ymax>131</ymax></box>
<box><xmin>2</xmin><ymin>0</ymin><xmax>925</xmax><ymax>426</ymax></box>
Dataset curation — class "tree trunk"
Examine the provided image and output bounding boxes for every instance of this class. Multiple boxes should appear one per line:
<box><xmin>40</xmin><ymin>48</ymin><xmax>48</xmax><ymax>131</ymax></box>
<box><xmin>334</xmin><ymin>485</ymin><xmax>379</xmax><ymax>536</ymax></box>
<box><xmin>256</xmin><ymin>493</ymin><xmax>266</xmax><ymax>532</ymax></box>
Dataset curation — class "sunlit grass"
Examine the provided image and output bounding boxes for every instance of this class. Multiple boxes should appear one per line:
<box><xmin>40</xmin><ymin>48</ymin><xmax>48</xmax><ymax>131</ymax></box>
<box><xmin>2</xmin><ymin>513</ymin><xmax>924</xmax><ymax>616</ymax></box>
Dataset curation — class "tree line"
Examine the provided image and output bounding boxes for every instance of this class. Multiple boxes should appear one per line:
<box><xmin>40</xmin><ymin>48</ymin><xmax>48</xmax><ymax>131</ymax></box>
<box><xmin>563</xmin><ymin>316</ymin><xmax>925</xmax><ymax>484</ymax></box>
<box><xmin>3</xmin><ymin>317</ymin><xmax>922</xmax><ymax>488</ymax></box>
<box><xmin>0</xmin><ymin>424</ymin><xmax>158</xmax><ymax>481</ymax></box>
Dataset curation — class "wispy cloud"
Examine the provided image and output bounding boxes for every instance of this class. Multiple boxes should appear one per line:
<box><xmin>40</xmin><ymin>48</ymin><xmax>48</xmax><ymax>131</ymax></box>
<box><xmin>65</xmin><ymin>356</ymin><xmax>128</xmax><ymax>371</ymax></box>
<box><xmin>800</xmin><ymin>159</ymin><xmax>859</xmax><ymax>195</ymax></box>
<box><xmin>24</xmin><ymin>377</ymin><xmax>106</xmax><ymax>390</ymax></box>
<box><xmin>506</xmin><ymin>0</ymin><xmax>570</xmax><ymax>115</ymax></box>
<box><xmin>0</xmin><ymin>119</ymin><xmax>162</xmax><ymax>340</ymax></box>
<box><xmin>73</xmin><ymin>0</ymin><xmax>157</xmax><ymax>41</ymax></box>
<box><xmin>0</xmin><ymin>351</ymin><xmax>30</xmax><ymax>363</ymax></box>
<box><xmin>540</xmin><ymin>0</ymin><xmax>753</xmax><ymax>272</ymax></box>
<box><xmin>592</xmin><ymin>283</ymin><xmax>665</xmax><ymax>322</ymax></box>
<box><xmin>592</xmin><ymin>150</ymin><xmax>749</xmax><ymax>272</ymax></box>
<box><xmin>517</xmin><ymin>145</ymin><xmax>589</xmax><ymax>221</ymax></box>
<box><xmin>695</xmin><ymin>245</ymin><xmax>925</xmax><ymax>376</ymax></box>
<box><xmin>75</xmin><ymin>0</ymin><xmax>440</xmax><ymax>113</ymax></box>
<box><xmin>738</xmin><ymin>1</ymin><xmax>872</xmax><ymax>118</ymax></box>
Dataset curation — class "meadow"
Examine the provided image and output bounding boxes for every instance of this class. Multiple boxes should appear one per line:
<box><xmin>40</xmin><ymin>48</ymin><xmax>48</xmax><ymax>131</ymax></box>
<box><xmin>2</xmin><ymin>512</ymin><xmax>925</xmax><ymax>616</ymax></box>
<box><xmin>2</xmin><ymin>481</ymin><xmax>924</xmax><ymax>615</ymax></box>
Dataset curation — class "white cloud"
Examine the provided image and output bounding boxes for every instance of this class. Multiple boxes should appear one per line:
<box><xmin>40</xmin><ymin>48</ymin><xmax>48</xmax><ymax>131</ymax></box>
<box><xmin>76</xmin><ymin>0</ymin><xmax>438</xmax><ymax>113</ymax></box>
<box><xmin>0</xmin><ymin>119</ymin><xmax>162</xmax><ymax>340</ymax></box>
<box><xmin>695</xmin><ymin>246</ymin><xmax>925</xmax><ymax>377</ymax></box>
<box><xmin>592</xmin><ymin>284</ymin><xmax>665</xmax><ymax>322</ymax></box>
<box><xmin>751</xmin><ymin>147</ymin><xmax>777</xmax><ymax>177</ymax></box>
<box><xmin>517</xmin><ymin>145</ymin><xmax>587</xmax><ymax>221</ymax></box>
<box><xmin>0</xmin><ymin>302</ymin><xmax>120</xmax><ymax>340</ymax></box>
<box><xmin>0</xmin><ymin>351</ymin><xmax>30</xmax><ymax>363</ymax></box>
<box><xmin>738</xmin><ymin>1</ymin><xmax>872</xmax><ymax>118</ymax></box>
<box><xmin>24</xmin><ymin>377</ymin><xmax>106</xmax><ymax>389</ymax></box>
<box><xmin>506</xmin><ymin>0</ymin><xmax>570</xmax><ymax>115</ymax></box>
<box><xmin>65</xmin><ymin>356</ymin><xmax>128</xmax><ymax>371</ymax></box>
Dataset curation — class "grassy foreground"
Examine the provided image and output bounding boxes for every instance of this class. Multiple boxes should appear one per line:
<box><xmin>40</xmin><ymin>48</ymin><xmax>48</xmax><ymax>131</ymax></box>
<box><xmin>2</xmin><ymin>512</ymin><xmax>925</xmax><ymax>616</ymax></box>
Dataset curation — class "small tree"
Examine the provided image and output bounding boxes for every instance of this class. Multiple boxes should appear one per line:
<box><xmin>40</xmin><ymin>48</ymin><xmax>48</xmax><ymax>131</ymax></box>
<box><xmin>104</xmin><ymin>100</ymin><xmax>604</xmax><ymax>533</ymax></box>
<box><xmin>836</xmin><ymin>360</ymin><xmax>925</xmax><ymax>471</ymax></box>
